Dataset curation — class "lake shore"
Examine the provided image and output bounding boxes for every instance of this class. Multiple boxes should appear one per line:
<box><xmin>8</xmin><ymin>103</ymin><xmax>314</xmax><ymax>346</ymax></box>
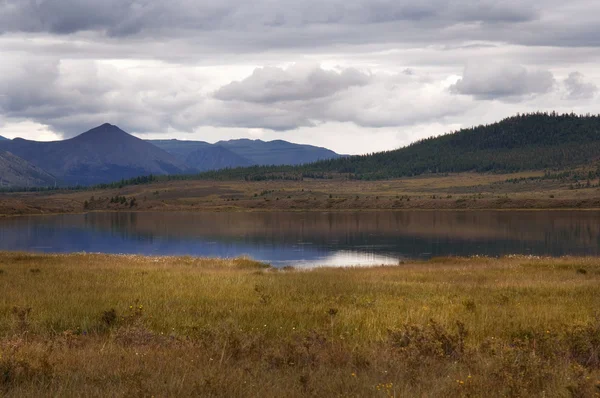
<box><xmin>1</xmin><ymin>252</ymin><xmax>599</xmax><ymax>396</ymax></box>
<box><xmin>2</xmin><ymin>172</ymin><xmax>600</xmax><ymax>216</ymax></box>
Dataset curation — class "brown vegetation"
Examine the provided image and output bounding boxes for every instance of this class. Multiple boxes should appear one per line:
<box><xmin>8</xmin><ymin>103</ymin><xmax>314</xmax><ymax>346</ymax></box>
<box><xmin>1</xmin><ymin>252</ymin><xmax>600</xmax><ymax>396</ymax></box>
<box><xmin>2</xmin><ymin>171</ymin><xmax>600</xmax><ymax>216</ymax></box>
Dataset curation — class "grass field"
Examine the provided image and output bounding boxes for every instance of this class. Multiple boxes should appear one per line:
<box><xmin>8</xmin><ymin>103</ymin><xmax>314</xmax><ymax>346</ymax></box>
<box><xmin>1</xmin><ymin>252</ymin><xmax>600</xmax><ymax>396</ymax></box>
<box><xmin>2</xmin><ymin>171</ymin><xmax>600</xmax><ymax>216</ymax></box>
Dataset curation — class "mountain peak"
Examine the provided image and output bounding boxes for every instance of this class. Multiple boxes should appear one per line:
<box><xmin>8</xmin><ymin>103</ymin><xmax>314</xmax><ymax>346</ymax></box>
<box><xmin>73</xmin><ymin>123</ymin><xmax>131</xmax><ymax>143</ymax></box>
<box><xmin>1</xmin><ymin>123</ymin><xmax>186</xmax><ymax>186</ymax></box>
<box><xmin>87</xmin><ymin>122</ymin><xmax>123</xmax><ymax>132</ymax></box>
<box><xmin>93</xmin><ymin>122</ymin><xmax>122</xmax><ymax>131</ymax></box>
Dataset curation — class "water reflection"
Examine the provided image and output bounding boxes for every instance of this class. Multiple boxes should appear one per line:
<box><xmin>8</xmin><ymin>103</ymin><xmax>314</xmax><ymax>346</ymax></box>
<box><xmin>0</xmin><ymin>210</ymin><xmax>599</xmax><ymax>267</ymax></box>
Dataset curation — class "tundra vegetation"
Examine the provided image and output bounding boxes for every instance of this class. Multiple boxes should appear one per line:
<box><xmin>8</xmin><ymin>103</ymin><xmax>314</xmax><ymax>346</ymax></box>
<box><xmin>1</xmin><ymin>252</ymin><xmax>600</xmax><ymax>397</ymax></box>
<box><xmin>3</xmin><ymin>170</ymin><xmax>600</xmax><ymax>216</ymax></box>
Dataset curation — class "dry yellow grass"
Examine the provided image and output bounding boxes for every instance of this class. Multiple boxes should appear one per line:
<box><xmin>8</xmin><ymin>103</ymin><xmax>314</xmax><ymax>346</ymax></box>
<box><xmin>1</xmin><ymin>252</ymin><xmax>600</xmax><ymax>397</ymax></box>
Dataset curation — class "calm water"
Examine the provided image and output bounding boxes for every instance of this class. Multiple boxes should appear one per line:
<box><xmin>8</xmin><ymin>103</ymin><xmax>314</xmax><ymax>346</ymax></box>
<box><xmin>1</xmin><ymin>211</ymin><xmax>600</xmax><ymax>267</ymax></box>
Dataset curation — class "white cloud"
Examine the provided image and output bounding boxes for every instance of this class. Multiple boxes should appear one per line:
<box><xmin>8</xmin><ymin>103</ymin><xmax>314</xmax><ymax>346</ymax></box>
<box><xmin>563</xmin><ymin>72</ymin><xmax>598</xmax><ymax>100</ymax></box>
<box><xmin>450</xmin><ymin>64</ymin><xmax>556</xmax><ymax>101</ymax></box>
<box><xmin>214</xmin><ymin>64</ymin><xmax>371</xmax><ymax>103</ymax></box>
<box><xmin>208</xmin><ymin>65</ymin><xmax>473</xmax><ymax>131</ymax></box>
<box><xmin>0</xmin><ymin>119</ymin><xmax>61</xmax><ymax>141</ymax></box>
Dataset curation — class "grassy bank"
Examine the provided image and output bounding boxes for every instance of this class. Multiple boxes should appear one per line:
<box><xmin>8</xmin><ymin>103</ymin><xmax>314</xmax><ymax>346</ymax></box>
<box><xmin>1</xmin><ymin>252</ymin><xmax>600</xmax><ymax>397</ymax></box>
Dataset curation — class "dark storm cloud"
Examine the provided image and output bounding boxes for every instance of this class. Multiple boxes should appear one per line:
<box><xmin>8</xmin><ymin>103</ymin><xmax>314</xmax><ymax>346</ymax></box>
<box><xmin>0</xmin><ymin>1</ymin><xmax>597</xmax><ymax>55</ymax></box>
<box><xmin>0</xmin><ymin>0</ymin><xmax>538</xmax><ymax>40</ymax></box>
<box><xmin>450</xmin><ymin>64</ymin><xmax>556</xmax><ymax>101</ymax></box>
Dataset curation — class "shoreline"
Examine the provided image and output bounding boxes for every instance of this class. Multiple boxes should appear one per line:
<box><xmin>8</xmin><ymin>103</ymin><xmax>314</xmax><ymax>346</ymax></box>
<box><xmin>2</xmin><ymin>205</ymin><xmax>600</xmax><ymax>219</ymax></box>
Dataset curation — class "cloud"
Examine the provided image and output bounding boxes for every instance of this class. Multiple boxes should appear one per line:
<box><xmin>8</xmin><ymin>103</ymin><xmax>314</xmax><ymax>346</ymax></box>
<box><xmin>450</xmin><ymin>64</ymin><xmax>555</xmax><ymax>101</ymax></box>
<box><xmin>0</xmin><ymin>0</ymin><xmax>538</xmax><ymax>36</ymax></box>
<box><xmin>207</xmin><ymin>65</ymin><xmax>471</xmax><ymax>130</ymax></box>
<box><xmin>563</xmin><ymin>72</ymin><xmax>598</xmax><ymax>100</ymax></box>
<box><xmin>0</xmin><ymin>56</ymin><xmax>207</xmax><ymax>137</ymax></box>
<box><xmin>214</xmin><ymin>64</ymin><xmax>371</xmax><ymax>103</ymax></box>
<box><xmin>1</xmin><ymin>0</ymin><xmax>600</xmax><ymax>154</ymax></box>
<box><xmin>0</xmin><ymin>1</ymin><xmax>597</xmax><ymax>54</ymax></box>
<box><xmin>0</xmin><ymin>0</ymin><xmax>551</xmax><ymax>54</ymax></box>
<box><xmin>0</xmin><ymin>56</ymin><xmax>472</xmax><ymax>137</ymax></box>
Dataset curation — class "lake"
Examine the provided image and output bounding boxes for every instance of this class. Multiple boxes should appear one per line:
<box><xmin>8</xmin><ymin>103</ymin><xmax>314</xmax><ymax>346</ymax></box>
<box><xmin>1</xmin><ymin>210</ymin><xmax>599</xmax><ymax>267</ymax></box>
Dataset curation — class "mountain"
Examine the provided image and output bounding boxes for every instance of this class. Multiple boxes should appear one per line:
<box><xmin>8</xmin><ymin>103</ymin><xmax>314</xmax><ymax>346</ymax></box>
<box><xmin>185</xmin><ymin>146</ymin><xmax>254</xmax><ymax>171</ymax></box>
<box><xmin>0</xmin><ymin>124</ymin><xmax>186</xmax><ymax>186</ymax></box>
<box><xmin>149</xmin><ymin>138</ymin><xmax>341</xmax><ymax>169</ymax></box>
<box><xmin>0</xmin><ymin>136</ymin><xmax>8</xmax><ymax>141</ymax></box>
<box><xmin>147</xmin><ymin>139</ymin><xmax>212</xmax><ymax>159</ymax></box>
<box><xmin>148</xmin><ymin>139</ymin><xmax>254</xmax><ymax>170</ymax></box>
<box><xmin>0</xmin><ymin>150</ymin><xmax>56</xmax><ymax>188</ymax></box>
<box><xmin>215</xmin><ymin>139</ymin><xmax>341</xmax><ymax>165</ymax></box>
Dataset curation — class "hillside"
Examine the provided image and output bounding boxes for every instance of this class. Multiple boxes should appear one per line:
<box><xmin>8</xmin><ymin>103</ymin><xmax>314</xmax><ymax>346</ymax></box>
<box><xmin>0</xmin><ymin>124</ymin><xmax>186</xmax><ymax>186</ymax></box>
<box><xmin>307</xmin><ymin>113</ymin><xmax>600</xmax><ymax>179</ymax></box>
<box><xmin>216</xmin><ymin>138</ymin><xmax>341</xmax><ymax>165</ymax></box>
<box><xmin>185</xmin><ymin>146</ymin><xmax>253</xmax><ymax>171</ymax></box>
<box><xmin>148</xmin><ymin>139</ymin><xmax>253</xmax><ymax>170</ymax></box>
<box><xmin>150</xmin><ymin>138</ymin><xmax>341</xmax><ymax>168</ymax></box>
<box><xmin>0</xmin><ymin>136</ymin><xmax>8</xmax><ymax>141</ymax></box>
<box><xmin>147</xmin><ymin>139</ymin><xmax>212</xmax><ymax>158</ymax></box>
<box><xmin>0</xmin><ymin>150</ymin><xmax>56</xmax><ymax>188</ymax></box>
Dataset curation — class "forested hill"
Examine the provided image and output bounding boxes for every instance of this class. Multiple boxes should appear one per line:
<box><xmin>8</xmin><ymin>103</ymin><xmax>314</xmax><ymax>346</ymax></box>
<box><xmin>308</xmin><ymin>112</ymin><xmax>600</xmax><ymax>179</ymax></box>
<box><xmin>195</xmin><ymin>113</ymin><xmax>600</xmax><ymax>180</ymax></box>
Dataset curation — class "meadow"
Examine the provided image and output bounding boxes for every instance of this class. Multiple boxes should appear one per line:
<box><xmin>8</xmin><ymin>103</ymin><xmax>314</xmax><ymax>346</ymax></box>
<box><xmin>2</xmin><ymin>171</ymin><xmax>600</xmax><ymax>216</ymax></box>
<box><xmin>1</xmin><ymin>252</ymin><xmax>600</xmax><ymax>397</ymax></box>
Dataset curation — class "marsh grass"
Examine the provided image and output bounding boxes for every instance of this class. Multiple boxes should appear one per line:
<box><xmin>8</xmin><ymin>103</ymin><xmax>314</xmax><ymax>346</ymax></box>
<box><xmin>1</xmin><ymin>252</ymin><xmax>600</xmax><ymax>396</ymax></box>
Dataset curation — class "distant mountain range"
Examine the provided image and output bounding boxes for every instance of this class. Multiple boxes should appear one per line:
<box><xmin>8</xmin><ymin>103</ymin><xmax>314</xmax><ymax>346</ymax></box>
<box><xmin>0</xmin><ymin>136</ymin><xmax>8</xmax><ymax>141</ymax></box>
<box><xmin>6</xmin><ymin>112</ymin><xmax>594</xmax><ymax>188</ymax></box>
<box><xmin>0</xmin><ymin>124</ymin><xmax>187</xmax><ymax>186</ymax></box>
<box><xmin>184</xmin><ymin>146</ymin><xmax>254</xmax><ymax>171</ymax></box>
<box><xmin>0</xmin><ymin>124</ymin><xmax>341</xmax><ymax>187</ymax></box>
<box><xmin>148</xmin><ymin>138</ymin><xmax>342</xmax><ymax>170</ymax></box>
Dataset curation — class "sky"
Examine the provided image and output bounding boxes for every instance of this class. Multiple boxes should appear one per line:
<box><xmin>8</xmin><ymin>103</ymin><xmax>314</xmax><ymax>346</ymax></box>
<box><xmin>0</xmin><ymin>0</ymin><xmax>599</xmax><ymax>154</ymax></box>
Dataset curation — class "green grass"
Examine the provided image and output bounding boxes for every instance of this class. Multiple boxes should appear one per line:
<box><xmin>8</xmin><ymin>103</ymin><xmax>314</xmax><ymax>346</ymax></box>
<box><xmin>1</xmin><ymin>252</ymin><xmax>600</xmax><ymax>397</ymax></box>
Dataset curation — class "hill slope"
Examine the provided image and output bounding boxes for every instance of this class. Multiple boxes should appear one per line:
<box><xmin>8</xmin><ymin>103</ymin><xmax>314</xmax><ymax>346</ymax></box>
<box><xmin>148</xmin><ymin>139</ymin><xmax>254</xmax><ymax>170</ymax></box>
<box><xmin>0</xmin><ymin>136</ymin><xmax>8</xmax><ymax>141</ymax></box>
<box><xmin>322</xmin><ymin>112</ymin><xmax>600</xmax><ymax>179</ymax></box>
<box><xmin>0</xmin><ymin>124</ymin><xmax>186</xmax><ymax>186</ymax></box>
<box><xmin>150</xmin><ymin>138</ymin><xmax>341</xmax><ymax>168</ymax></box>
<box><xmin>216</xmin><ymin>139</ymin><xmax>341</xmax><ymax>165</ymax></box>
<box><xmin>185</xmin><ymin>146</ymin><xmax>254</xmax><ymax>171</ymax></box>
<box><xmin>0</xmin><ymin>151</ymin><xmax>56</xmax><ymax>188</ymax></box>
<box><xmin>147</xmin><ymin>139</ymin><xmax>213</xmax><ymax>159</ymax></box>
